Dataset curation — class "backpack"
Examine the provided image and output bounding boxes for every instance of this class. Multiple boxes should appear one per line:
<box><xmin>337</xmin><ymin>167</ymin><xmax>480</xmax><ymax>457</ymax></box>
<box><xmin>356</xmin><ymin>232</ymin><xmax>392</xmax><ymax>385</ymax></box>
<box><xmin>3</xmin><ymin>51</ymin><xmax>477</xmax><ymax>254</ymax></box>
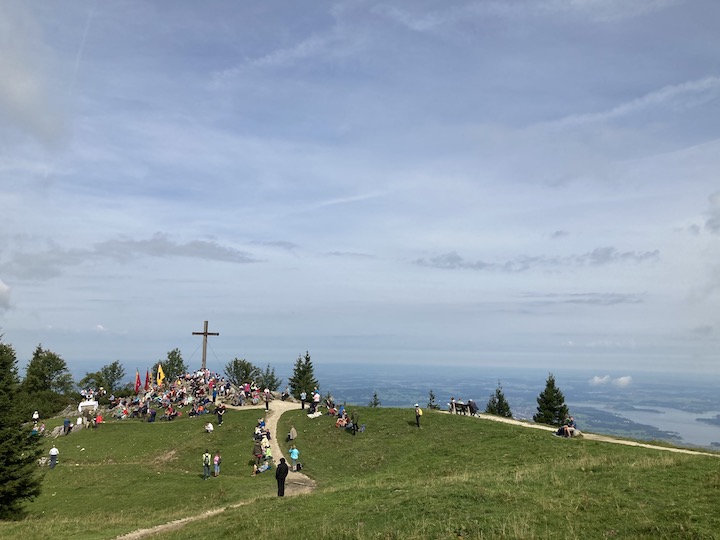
<box><xmin>418</xmin><ymin>408</ymin><xmax>423</xmax><ymax>416</ymax></box>
<box><xmin>203</xmin><ymin>454</ymin><xmax>211</xmax><ymax>466</ymax></box>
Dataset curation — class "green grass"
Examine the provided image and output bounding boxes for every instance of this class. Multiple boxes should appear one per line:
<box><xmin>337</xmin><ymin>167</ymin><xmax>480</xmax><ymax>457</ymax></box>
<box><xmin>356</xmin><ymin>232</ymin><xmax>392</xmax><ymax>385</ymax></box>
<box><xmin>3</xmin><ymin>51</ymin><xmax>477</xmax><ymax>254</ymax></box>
<box><xmin>2</xmin><ymin>408</ymin><xmax>720</xmax><ymax>539</ymax></box>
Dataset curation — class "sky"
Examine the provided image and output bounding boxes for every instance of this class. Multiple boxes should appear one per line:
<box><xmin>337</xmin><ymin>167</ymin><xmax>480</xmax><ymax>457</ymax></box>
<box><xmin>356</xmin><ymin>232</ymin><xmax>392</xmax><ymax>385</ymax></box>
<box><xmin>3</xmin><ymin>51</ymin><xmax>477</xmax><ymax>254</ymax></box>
<box><xmin>1</xmin><ymin>0</ymin><xmax>720</xmax><ymax>380</ymax></box>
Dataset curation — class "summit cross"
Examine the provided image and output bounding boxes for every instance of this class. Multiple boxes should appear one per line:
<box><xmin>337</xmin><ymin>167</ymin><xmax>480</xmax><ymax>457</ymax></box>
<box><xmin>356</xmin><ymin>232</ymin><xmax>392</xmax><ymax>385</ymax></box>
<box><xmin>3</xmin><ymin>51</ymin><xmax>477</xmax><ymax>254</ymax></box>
<box><xmin>192</xmin><ymin>320</ymin><xmax>219</xmax><ymax>371</ymax></box>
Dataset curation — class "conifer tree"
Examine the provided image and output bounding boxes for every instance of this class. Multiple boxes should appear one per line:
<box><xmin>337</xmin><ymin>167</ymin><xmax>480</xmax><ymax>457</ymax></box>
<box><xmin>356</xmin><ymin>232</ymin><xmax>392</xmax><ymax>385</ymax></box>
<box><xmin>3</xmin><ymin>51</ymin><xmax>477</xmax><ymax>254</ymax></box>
<box><xmin>369</xmin><ymin>391</ymin><xmax>381</xmax><ymax>407</ymax></box>
<box><xmin>533</xmin><ymin>373</ymin><xmax>569</xmax><ymax>426</ymax></box>
<box><xmin>257</xmin><ymin>364</ymin><xmax>281</xmax><ymax>391</ymax></box>
<box><xmin>485</xmin><ymin>381</ymin><xmax>512</xmax><ymax>418</ymax></box>
<box><xmin>427</xmin><ymin>389</ymin><xmax>441</xmax><ymax>410</ymax></box>
<box><xmin>288</xmin><ymin>351</ymin><xmax>319</xmax><ymax>399</ymax></box>
<box><xmin>0</xmin><ymin>338</ymin><xmax>43</xmax><ymax>520</ymax></box>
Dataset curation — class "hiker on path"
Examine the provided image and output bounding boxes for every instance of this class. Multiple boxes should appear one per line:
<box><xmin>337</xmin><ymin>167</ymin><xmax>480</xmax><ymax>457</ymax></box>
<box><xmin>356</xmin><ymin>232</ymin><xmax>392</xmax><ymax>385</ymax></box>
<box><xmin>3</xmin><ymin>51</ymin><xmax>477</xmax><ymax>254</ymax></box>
<box><xmin>49</xmin><ymin>445</ymin><xmax>59</xmax><ymax>469</ymax></box>
<box><xmin>289</xmin><ymin>445</ymin><xmax>300</xmax><ymax>471</ymax></box>
<box><xmin>202</xmin><ymin>449</ymin><xmax>212</xmax><ymax>480</ymax></box>
<box><xmin>276</xmin><ymin>457</ymin><xmax>289</xmax><ymax>496</ymax></box>
<box><xmin>415</xmin><ymin>404</ymin><xmax>423</xmax><ymax>428</ymax></box>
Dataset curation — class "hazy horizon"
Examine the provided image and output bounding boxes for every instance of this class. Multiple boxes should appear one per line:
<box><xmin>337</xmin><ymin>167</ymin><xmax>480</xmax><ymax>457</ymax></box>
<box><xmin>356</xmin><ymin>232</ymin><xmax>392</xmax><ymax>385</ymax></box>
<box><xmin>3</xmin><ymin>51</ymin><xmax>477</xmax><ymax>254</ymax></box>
<box><xmin>2</xmin><ymin>1</ymin><xmax>720</xmax><ymax>376</ymax></box>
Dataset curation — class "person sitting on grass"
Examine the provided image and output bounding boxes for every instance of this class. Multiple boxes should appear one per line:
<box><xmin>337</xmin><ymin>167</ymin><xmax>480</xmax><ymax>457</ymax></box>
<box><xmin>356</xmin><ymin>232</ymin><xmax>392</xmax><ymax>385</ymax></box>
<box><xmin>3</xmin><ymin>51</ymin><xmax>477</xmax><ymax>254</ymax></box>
<box><xmin>335</xmin><ymin>411</ymin><xmax>348</xmax><ymax>429</ymax></box>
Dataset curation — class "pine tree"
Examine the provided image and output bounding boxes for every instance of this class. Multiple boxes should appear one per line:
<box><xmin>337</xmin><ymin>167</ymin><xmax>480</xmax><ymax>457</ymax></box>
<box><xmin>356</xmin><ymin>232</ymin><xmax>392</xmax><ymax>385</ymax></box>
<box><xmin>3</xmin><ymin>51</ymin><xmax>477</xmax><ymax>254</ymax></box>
<box><xmin>257</xmin><ymin>364</ymin><xmax>281</xmax><ymax>391</ymax></box>
<box><xmin>0</xmin><ymin>338</ymin><xmax>43</xmax><ymax>520</ymax></box>
<box><xmin>368</xmin><ymin>391</ymin><xmax>381</xmax><ymax>407</ymax></box>
<box><xmin>485</xmin><ymin>381</ymin><xmax>513</xmax><ymax>418</ymax></box>
<box><xmin>533</xmin><ymin>373</ymin><xmax>569</xmax><ymax>426</ymax></box>
<box><xmin>427</xmin><ymin>389</ymin><xmax>441</xmax><ymax>410</ymax></box>
<box><xmin>288</xmin><ymin>351</ymin><xmax>319</xmax><ymax>399</ymax></box>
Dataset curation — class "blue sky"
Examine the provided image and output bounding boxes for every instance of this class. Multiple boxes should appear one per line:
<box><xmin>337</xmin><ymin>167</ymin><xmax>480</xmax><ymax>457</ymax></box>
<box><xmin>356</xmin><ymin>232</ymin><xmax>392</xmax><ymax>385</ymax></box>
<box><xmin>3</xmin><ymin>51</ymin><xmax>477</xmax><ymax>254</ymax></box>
<box><xmin>1</xmin><ymin>0</ymin><xmax>719</xmax><ymax>378</ymax></box>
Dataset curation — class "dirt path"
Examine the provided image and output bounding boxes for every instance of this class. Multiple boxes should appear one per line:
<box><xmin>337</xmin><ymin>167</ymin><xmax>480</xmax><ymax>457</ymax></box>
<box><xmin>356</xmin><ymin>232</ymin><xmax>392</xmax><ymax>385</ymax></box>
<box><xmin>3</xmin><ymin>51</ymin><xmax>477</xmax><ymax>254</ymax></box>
<box><xmin>453</xmin><ymin>411</ymin><xmax>720</xmax><ymax>457</ymax></box>
<box><xmin>116</xmin><ymin>401</ymin><xmax>717</xmax><ymax>539</ymax></box>
<box><xmin>115</xmin><ymin>399</ymin><xmax>315</xmax><ymax>540</ymax></box>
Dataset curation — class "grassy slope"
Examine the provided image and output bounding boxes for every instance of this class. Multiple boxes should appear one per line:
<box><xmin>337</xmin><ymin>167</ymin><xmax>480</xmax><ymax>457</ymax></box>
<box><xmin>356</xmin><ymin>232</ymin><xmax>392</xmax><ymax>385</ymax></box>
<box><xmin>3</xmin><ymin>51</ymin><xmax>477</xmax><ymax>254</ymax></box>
<box><xmin>2</xmin><ymin>408</ymin><xmax>720</xmax><ymax>539</ymax></box>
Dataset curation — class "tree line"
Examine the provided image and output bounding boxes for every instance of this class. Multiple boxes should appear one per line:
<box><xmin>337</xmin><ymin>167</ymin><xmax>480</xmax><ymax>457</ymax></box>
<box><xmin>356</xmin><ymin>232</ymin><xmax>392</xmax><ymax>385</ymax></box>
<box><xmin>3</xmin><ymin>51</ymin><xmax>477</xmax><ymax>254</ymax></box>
<box><xmin>0</xmin><ymin>334</ymin><xmax>322</xmax><ymax>520</ymax></box>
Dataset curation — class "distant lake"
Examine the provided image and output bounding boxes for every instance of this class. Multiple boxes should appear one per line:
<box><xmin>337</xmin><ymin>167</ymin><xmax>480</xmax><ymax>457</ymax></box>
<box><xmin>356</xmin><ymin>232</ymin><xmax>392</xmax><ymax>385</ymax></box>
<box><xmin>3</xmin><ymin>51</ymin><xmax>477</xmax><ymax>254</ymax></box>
<box><xmin>574</xmin><ymin>402</ymin><xmax>720</xmax><ymax>449</ymax></box>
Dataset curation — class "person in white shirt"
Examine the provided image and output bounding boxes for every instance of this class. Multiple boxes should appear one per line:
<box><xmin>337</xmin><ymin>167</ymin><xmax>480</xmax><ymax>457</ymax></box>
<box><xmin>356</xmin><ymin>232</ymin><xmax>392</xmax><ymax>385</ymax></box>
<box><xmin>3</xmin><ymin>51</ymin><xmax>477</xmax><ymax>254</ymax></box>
<box><xmin>49</xmin><ymin>445</ymin><xmax>59</xmax><ymax>469</ymax></box>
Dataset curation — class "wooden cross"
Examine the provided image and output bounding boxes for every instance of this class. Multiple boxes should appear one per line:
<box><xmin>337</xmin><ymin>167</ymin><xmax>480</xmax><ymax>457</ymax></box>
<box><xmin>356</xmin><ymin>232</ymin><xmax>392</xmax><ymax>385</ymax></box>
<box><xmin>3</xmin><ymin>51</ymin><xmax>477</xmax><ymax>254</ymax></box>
<box><xmin>192</xmin><ymin>320</ymin><xmax>219</xmax><ymax>371</ymax></box>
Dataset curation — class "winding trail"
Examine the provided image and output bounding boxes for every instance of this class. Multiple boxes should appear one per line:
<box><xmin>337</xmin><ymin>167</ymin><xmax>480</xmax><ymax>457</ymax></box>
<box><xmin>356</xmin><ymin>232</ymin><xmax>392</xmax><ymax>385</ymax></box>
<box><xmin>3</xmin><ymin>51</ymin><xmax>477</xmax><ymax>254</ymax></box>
<box><xmin>115</xmin><ymin>399</ymin><xmax>315</xmax><ymax>540</ymax></box>
<box><xmin>116</xmin><ymin>400</ymin><xmax>718</xmax><ymax>539</ymax></box>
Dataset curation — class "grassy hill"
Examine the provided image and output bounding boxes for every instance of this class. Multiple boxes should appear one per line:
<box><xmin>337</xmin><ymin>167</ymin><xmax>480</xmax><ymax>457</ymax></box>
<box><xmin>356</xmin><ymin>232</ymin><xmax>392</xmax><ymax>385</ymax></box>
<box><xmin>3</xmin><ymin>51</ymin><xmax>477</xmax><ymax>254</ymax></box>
<box><xmin>2</xmin><ymin>408</ymin><xmax>720</xmax><ymax>539</ymax></box>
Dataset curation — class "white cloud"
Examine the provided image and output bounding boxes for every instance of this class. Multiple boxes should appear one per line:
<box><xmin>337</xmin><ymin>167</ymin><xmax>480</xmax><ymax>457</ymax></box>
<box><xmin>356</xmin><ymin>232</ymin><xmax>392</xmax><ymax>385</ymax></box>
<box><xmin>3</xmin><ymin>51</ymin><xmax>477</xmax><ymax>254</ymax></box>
<box><xmin>613</xmin><ymin>376</ymin><xmax>633</xmax><ymax>388</ymax></box>
<box><xmin>589</xmin><ymin>375</ymin><xmax>611</xmax><ymax>385</ymax></box>
<box><xmin>552</xmin><ymin>77</ymin><xmax>720</xmax><ymax>127</ymax></box>
<box><xmin>589</xmin><ymin>375</ymin><xmax>632</xmax><ymax>387</ymax></box>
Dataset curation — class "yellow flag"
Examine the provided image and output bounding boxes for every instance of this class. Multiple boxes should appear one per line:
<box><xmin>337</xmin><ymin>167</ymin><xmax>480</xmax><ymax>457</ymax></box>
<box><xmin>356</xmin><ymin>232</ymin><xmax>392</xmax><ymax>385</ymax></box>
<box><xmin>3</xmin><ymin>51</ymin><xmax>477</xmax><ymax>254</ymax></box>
<box><xmin>156</xmin><ymin>364</ymin><xmax>166</xmax><ymax>386</ymax></box>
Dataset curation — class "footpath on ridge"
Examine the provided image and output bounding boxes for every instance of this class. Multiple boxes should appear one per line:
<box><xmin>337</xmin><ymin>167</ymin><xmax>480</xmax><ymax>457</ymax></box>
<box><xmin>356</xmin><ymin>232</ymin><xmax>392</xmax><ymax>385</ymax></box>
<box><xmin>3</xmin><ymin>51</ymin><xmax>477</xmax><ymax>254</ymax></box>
<box><xmin>115</xmin><ymin>399</ymin><xmax>315</xmax><ymax>540</ymax></box>
<box><xmin>117</xmin><ymin>399</ymin><xmax>717</xmax><ymax>539</ymax></box>
<box><xmin>448</xmin><ymin>409</ymin><xmax>720</xmax><ymax>457</ymax></box>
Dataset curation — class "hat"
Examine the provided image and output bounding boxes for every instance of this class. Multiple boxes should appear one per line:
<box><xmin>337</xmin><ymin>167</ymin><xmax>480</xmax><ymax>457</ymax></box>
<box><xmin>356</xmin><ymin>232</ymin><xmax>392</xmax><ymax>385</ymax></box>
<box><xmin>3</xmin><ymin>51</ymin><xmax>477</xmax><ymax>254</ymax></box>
<box><xmin>414</xmin><ymin>404</ymin><xmax>419</xmax><ymax>407</ymax></box>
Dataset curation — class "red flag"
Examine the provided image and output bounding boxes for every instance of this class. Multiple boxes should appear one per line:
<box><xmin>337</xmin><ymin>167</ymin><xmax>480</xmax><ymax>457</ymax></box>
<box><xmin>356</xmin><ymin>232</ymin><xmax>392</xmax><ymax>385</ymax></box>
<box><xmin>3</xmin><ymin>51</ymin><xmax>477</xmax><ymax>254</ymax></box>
<box><xmin>144</xmin><ymin>369</ymin><xmax>150</xmax><ymax>391</ymax></box>
<box><xmin>134</xmin><ymin>370</ymin><xmax>141</xmax><ymax>394</ymax></box>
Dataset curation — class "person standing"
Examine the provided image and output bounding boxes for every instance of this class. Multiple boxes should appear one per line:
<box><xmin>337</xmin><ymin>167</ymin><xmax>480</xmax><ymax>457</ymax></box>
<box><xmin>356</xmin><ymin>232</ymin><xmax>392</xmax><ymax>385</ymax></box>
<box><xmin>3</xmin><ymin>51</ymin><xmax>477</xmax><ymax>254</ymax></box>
<box><xmin>312</xmin><ymin>390</ymin><xmax>321</xmax><ymax>413</ymax></box>
<box><xmin>275</xmin><ymin>457</ymin><xmax>289</xmax><ymax>496</ymax></box>
<box><xmin>350</xmin><ymin>410</ymin><xmax>359</xmax><ymax>436</ymax></box>
<box><xmin>213</xmin><ymin>451</ymin><xmax>222</xmax><ymax>477</ymax></box>
<box><xmin>289</xmin><ymin>445</ymin><xmax>300</xmax><ymax>471</ymax></box>
<box><xmin>32</xmin><ymin>410</ymin><xmax>40</xmax><ymax>422</ymax></box>
<box><xmin>216</xmin><ymin>403</ymin><xmax>225</xmax><ymax>426</ymax></box>
<box><xmin>300</xmin><ymin>391</ymin><xmax>306</xmax><ymax>410</ymax></box>
<box><xmin>415</xmin><ymin>404</ymin><xmax>422</xmax><ymax>428</ymax></box>
<box><xmin>253</xmin><ymin>441</ymin><xmax>263</xmax><ymax>466</ymax></box>
<box><xmin>49</xmin><ymin>445</ymin><xmax>59</xmax><ymax>469</ymax></box>
<box><xmin>202</xmin><ymin>449</ymin><xmax>212</xmax><ymax>480</ymax></box>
